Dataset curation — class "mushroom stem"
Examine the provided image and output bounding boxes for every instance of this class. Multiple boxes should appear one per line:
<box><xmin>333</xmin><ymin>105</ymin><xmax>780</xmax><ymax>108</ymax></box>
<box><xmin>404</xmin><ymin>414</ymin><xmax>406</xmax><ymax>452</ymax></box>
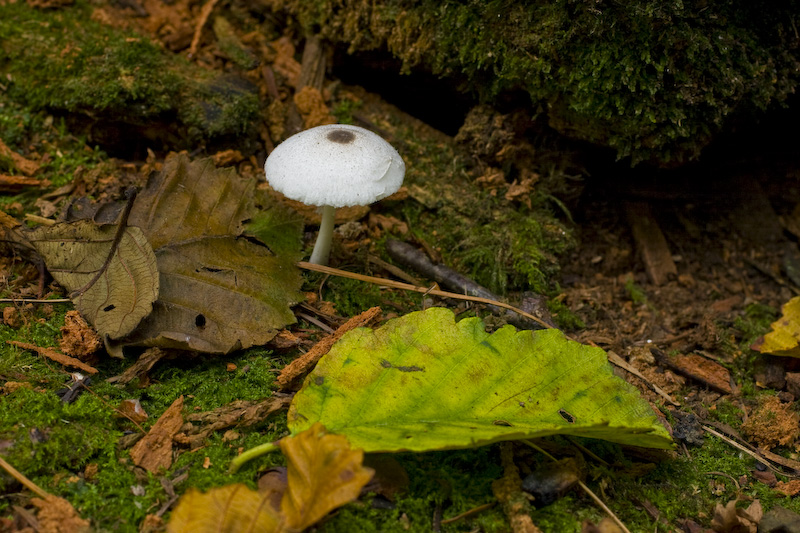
<box><xmin>309</xmin><ymin>205</ymin><xmax>336</xmax><ymax>265</ymax></box>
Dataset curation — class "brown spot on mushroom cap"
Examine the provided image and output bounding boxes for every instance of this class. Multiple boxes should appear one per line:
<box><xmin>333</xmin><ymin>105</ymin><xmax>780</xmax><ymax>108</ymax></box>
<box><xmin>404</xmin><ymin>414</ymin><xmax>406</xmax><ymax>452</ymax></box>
<box><xmin>326</xmin><ymin>129</ymin><xmax>356</xmax><ymax>144</ymax></box>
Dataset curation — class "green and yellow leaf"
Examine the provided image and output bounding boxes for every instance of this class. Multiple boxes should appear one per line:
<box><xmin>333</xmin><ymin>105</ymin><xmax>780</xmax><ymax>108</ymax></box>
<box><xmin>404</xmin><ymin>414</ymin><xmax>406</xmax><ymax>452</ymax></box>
<box><xmin>289</xmin><ymin>307</ymin><xmax>673</xmax><ymax>452</ymax></box>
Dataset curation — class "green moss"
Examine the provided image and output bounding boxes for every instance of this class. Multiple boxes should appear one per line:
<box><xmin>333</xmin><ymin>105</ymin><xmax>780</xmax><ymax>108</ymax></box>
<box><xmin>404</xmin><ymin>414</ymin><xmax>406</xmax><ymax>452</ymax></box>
<box><xmin>623</xmin><ymin>276</ymin><xmax>648</xmax><ymax>305</ymax></box>
<box><xmin>286</xmin><ymin>0</ymin><xmax>800</xmax><ymax>166</ymax></box>
<box><xmin>0</xmin><ymin>1</ymin><xmax>260</xmax><ymax>149</ymax></box>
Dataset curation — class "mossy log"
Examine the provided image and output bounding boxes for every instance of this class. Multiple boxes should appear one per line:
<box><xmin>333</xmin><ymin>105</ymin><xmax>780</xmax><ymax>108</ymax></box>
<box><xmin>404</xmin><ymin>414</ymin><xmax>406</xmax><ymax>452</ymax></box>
<box><xmin>277</xmin><ymin>0</ymin><xmax>800</xmax><ymax>167</ymax></box>
<box><xmin>0</xmin><ymin>2</ymin><xmax>260</xmax><ymax>154</ymax></box>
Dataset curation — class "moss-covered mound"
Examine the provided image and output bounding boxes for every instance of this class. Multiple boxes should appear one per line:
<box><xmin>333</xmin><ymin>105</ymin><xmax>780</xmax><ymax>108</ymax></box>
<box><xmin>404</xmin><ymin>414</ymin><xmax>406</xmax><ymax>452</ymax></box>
<box><xmin>0</xmin><ymin>1</ymin><xmax>260</xmax><ymax>154</ymax></box>
<box><xmin>281</xmin><ymin>0</ymin><xmax>800</xmax><ymax>166</ymax></box>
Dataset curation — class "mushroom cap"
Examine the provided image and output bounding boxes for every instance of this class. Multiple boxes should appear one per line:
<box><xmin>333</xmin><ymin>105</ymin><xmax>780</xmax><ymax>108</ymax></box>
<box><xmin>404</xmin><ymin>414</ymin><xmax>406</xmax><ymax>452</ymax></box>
<box><xmin>264</xmin><ymin>124</ymin><xmax>405</xmax><ymax>208</ymax></box>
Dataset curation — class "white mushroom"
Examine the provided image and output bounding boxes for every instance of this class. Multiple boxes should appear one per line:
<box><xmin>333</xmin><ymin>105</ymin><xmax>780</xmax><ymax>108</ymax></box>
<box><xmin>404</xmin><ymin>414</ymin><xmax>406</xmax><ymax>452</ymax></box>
<box><xmin>264</xmin><ymin>124</ymin><xmax>405</xmax><ymax>265</ymax></box>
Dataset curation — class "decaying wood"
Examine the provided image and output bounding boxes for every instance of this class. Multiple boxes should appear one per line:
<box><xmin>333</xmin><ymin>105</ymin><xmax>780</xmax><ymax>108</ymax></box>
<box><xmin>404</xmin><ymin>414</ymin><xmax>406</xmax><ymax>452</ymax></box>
<box><xmin>386</xmin><ymin>239</ymin><xmax>554</xmax><ymax>330</ymax></box>
<box><xmin>130</xmin><ymin>396</ymin><xmax>184</xmax><ymax>473</ymax></box>
<box><xmin>297</xmin><ymin>34</ymin><xmax>326</xmax><ymax>91</ymax></box>
<box><xmin>651</xmin><ymin>347</ymin><xmax>733</xmax><ymax>394</ymax></box>
<box><xmin>624</xmin><ymin>201</ymin><xmax>677</xmax><ymax>285</ymax></box>
<box><xmin>175</xmin><ymin>395</ymin><xmax>293</xmax><ymax>449</ymax></box>
<box><xmin>492</xmin><ymin>443</ymin><xmax>543</xmax><ymax>533</ymax></box>
<box><xmin>277</xmin><ymin>306</ymin><xmax>382</xmax><ymax>391</ymax></box>
<box><xmin>7</xmin><ymin>340</ymin><xmax>99</xmax><ymax>375</ymax></box>
<box><xmin>0</xmin><ymin>174</ymin><xmax>44</xmax><ymax>191</ymax></box>
<box><xmin>106</xmin><ymin>347</ymin><xmax>170</xmax><ymax>385</ymax></box>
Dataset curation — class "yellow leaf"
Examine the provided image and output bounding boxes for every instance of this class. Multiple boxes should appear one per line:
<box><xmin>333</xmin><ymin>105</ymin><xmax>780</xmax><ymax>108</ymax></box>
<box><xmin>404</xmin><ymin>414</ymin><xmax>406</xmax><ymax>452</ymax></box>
<box><xmin>760</xmin><ymin>296</ymin><xmax>800</xmax><ymax>357</ymax></box>
<box><xmin>167</xmin><ymin>424</ymin><xmax>372</xmax><ymax>533</ymax></box>
<box><xmin>167</xmin><ymin>484</ymin><xmax>280</xmax><ymax>533</ymax></box>
<box><xmin>280</xmin><ymin>422</ymin><xmax>374</xmax><ymax>531</ymax></box>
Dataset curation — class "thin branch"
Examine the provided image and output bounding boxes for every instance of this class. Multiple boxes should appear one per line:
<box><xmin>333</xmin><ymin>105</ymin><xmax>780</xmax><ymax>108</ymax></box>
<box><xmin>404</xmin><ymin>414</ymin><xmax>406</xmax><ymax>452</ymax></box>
<box><xmin>297</xmin><ymin>262</ymin><xmax>553</xmax><ymax>330</ymax></box>
<box><xmin>522</xmin><ymin>440</ymin><xmax>632</xmax><ymax>533</ymax></box>
<box><xmin>0</xmin><ymin>456</ymin><xmax>50</xmax><ymax>499</ymax></box>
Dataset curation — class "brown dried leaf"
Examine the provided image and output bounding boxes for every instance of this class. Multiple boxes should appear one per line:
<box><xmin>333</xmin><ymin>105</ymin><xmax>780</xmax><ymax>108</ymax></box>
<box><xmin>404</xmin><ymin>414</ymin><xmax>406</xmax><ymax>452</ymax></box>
<box><xmin>280</xmin><ymin>422</ymin><xmax>374</xmax><ymax>531</ymax></box>
<box><xmin>711</xmin><ymin>499</ymin><xmax>762</xmax><ymax>533</ymax></box>
<box><xmin>27</xmin><ymin>220</ymin><xmax>159</xmax><ymax>340</ymax></box>
<box><xmin>130</xmin><ymin>396</ymin><xmax>184</xmax><ymax>473</ymax></box>
<box><xmin>105</xmin><ymin>153</ymin><xmax>303</xmax><ymax>355</ymax></box>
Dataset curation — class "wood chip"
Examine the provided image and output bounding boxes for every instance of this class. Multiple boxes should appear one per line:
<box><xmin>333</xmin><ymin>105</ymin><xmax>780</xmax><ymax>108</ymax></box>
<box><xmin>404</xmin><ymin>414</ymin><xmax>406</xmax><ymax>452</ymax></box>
<box><xmin>7</xmin><ymin>340</ymin><xmax>98</xmax><ymax>375</ymax></box>
<box><xmin>0</xmin><ymin>139</ymin><xmax>40</xmax><ymax>176</ymax></box>
<box><xmin>276</xmin><ymin>306</ymin><xmax>382</xmax><ymax>391</ymax></box>
<box><xmin>0</xmin><ymin>174</ymin><xmax>45</xmax><ymax>191</ymax></box>
<box><xmin>130</xmin><ymin>396</ymin><xmax>184</xmax><ymax>473</ymax></box>
<box><xmin>671</xmin><ymin>353</ymin><xmax>733</xmax><ymax>394</ymax></box>
<box><xmin>624</xmin><ymin>201</ymin><xmax>677</xmax><ymax>285</ymax></box>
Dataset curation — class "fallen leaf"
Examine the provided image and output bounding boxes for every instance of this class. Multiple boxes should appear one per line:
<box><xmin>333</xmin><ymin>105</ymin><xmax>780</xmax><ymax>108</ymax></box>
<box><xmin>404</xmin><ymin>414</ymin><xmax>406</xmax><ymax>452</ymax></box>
<box><xmin>167</xmin><ymin>423</ymin><xmax>372</xmax><ymax>533</ymax></box>
<box><xmin>711</xmin><ymin>499</ymin><xmax>762</xmax><ymax>533</ymax></box>
<box><xmin>130</xmin><ymin>396</ymin><xmax>184</xmax><ymax>473</ymax></box>
<box><xmin>288</xmin><ymin>307</ymin><xmax>673</xmax><ymax>452</ymax></box>
<box><xmin>167</xmin><ymin>484</ymin><xmax>280</xmax><ymax>533</ymax></box>
<box><xmin>116</xmin><ymin>399</ymin><xmax>148</xmax><ymax>425</ymax></box>
<box><xmin>104</xmin><ymin>153</ymin><xmax>303</xmax><ymax>355</ymax></box>
<box><xmin>27</xmin><ymin>220</ymin><xmax>159</xmax><ymax>340</ymax></box>
<box><xmin>757</xmin><ymin>296</ymin><xmax>800</xmax><ymax>357</ymax></box>
<box><xmin>280</xmin><ymin>422</ymin><xmax>374</xmax><ymax>531</ymax></box>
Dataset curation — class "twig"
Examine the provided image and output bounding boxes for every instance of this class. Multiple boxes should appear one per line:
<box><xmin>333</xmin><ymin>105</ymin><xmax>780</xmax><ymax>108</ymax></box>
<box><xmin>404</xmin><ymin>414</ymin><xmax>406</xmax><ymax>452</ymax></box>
<box><xmin>277</xmin><ymin>307</ymin><xmax>381</xmax><ymax>390</ymax></box>
<box><xmin>0</xmin><ymin>298</ymin><xmax>71</xmax><ymax>304</ymax></box>
<box><xmin>0</xmin><ymin>456</ymin><xmax>50</xmax><ymax>499</ymax></box>
<box><xmin>606</xmin><ymin>350</ymin><xmax>680</xmax><ymax>407</ymax></box>
<box><xmin>78</xmin><ymin>383</ymin><xmax>147</xmax><ymax>434</ymax></box>
<box><xmin>188</xmin><ymin>0</ymin><xmax>221</xmax><ymax>57</ymax></box>
<box><xmin>705</xmin><ymin>471</ymin><xmax>740</xmax><ymax>492</ymax></box>
<box><xmin>702</xmin><ymin>425</ymin><xmax>800</xmax><ymax>478</ymax></box>
<box><xmin>522</xmin><ymin>440</ymin><xmax>632</xmax><ymax>533</ymax></box>
<box><xmin>297</xmin><ymin>262</ymin><xmax>553</xmax><ymax>330</ymax></box>
<box><xmin>367</xmin><ymin>253</ymin><xmax>422</xmax><ymax>285</ymax></box>
<box><xmin>8</xmin><ymin>340</ymin><xmax>98</xmax><ymax>375</ymax></box>
<box><xmin>386</xmin><ymin>240</ymin><xmax>554</xmax><ymax>330</ymax></box>
<box><xmin>440</xmin><ymin>502</ymin><xmax>497</xmax><ymax>525</ymax></box>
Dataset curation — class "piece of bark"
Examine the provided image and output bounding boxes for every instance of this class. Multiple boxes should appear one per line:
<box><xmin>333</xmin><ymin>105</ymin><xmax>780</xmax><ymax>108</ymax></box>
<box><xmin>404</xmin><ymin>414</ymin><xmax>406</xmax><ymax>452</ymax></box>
<box><xmin>297</xmin><ymin>34</ymin><xmax>326</xmax><ymax>91</ymax></box>
<box><xmin>130</xmin><ymin>396</ymin><xmax>184</xmax><ymax>473</ymax></box>
<box><xmin>0</xmin><ymin>174</ymin><xmax>44</xmax><ymax>191</ymax></box>
<box><xmin>106</xmin><ymin>347</ymin><xmax>169</xmax><ymax>385</ymax></box>
<box><xmin>276</xmin><ymin>306</ymin><xmax>382</xmax><ymax>390</ymax></box>
<box><xmin>624</xmin><ymin>201</ymin><xmax>677</xmax><ymax>285</ymax></box>
<box><xmin>0</xmin><ymin>139</ymin><xmax>40</xmax><ymax>176</ymax></box>
<box><xmin>7</xmin><ymin>340</ymin><xmax>98</xmax><ymax>375</ymax></box>
<box><xmin>174</xmin><ymin>395</ymin><xmax>292</xmax><ymax>449</ymax></box>
<box><xmin>386</xmin><ymin>239</ymin><xmax>554</xmax><ymax>330</ymax></box>
<box><xmin>651</xmin><ymin>348</ymin><xmax>732</xmax><ymax>394</ymax></box>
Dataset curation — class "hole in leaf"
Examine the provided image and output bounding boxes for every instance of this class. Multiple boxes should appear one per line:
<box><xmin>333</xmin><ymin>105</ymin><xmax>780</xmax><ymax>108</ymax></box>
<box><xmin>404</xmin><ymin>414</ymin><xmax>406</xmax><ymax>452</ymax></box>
<box><xmin>195</xmin><ymin>314</ymin><xmax>206</xmax><ymax>328</ymax></box>
<box><xmin>103</xmin><ymin>305</ymin><xmax>116</xmax><ymax>312</ymax></box>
